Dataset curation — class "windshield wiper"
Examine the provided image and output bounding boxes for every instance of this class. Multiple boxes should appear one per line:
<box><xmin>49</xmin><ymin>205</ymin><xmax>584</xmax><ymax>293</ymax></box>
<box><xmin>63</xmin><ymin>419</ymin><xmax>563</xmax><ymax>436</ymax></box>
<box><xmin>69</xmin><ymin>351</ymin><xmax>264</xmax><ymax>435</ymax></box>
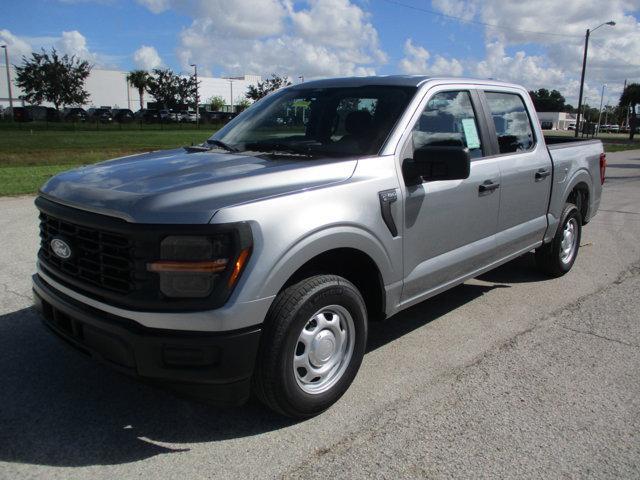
<box><xmin>206</xmin><ymin>139</ymin><xmax>239</xmax><ymax>152</ymax></box>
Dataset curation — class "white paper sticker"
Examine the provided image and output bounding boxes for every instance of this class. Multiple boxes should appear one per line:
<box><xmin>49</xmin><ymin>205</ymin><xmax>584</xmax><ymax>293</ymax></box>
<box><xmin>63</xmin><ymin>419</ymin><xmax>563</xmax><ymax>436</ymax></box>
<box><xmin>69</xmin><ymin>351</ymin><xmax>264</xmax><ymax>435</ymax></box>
<box><xmin>461</xmin><ymin>118</ymin><xmax>481</xmax><ymax>149</ymax></box>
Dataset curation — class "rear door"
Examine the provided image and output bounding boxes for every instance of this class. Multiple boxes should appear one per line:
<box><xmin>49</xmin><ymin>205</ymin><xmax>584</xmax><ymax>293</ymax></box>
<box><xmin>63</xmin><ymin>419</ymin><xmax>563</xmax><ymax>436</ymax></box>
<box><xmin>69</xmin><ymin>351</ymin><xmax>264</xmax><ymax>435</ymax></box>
<box><xmin>399</xmin><ymin>87</ymin><xmax>501</xmax><ymax>305</ymax></box>
<box><xmin>479</xmin><ymin>90</ymin><xmax>552</xmax><ymax>256</ymax></box>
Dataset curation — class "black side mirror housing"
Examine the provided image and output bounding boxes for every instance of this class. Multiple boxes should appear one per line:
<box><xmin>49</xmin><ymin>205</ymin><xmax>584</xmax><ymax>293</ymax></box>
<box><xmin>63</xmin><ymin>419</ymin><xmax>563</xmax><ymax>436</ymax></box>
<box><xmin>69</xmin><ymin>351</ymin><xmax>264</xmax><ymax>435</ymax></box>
<box><xmin>402</xmin><ymin>145</ymin><xmax>471</xmax><ymax>185</ymax></box>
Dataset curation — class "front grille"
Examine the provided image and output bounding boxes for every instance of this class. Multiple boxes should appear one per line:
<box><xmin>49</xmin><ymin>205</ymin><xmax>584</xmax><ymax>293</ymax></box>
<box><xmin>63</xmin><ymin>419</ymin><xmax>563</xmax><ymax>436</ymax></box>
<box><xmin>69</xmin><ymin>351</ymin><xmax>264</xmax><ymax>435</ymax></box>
<box><xmin>39</xmin><ymin>212</ymin><xmax>134</xmax><ymax>293</ymax></box>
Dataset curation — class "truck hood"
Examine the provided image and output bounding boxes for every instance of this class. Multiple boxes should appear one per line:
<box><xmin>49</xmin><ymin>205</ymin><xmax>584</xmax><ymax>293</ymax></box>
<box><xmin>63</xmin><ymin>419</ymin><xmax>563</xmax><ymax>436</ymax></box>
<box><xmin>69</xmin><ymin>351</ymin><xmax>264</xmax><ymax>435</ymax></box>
<box><xmin>40</xmin><ymin>148</ymin><xmax>357</xmax><ymax>224</ymax></box>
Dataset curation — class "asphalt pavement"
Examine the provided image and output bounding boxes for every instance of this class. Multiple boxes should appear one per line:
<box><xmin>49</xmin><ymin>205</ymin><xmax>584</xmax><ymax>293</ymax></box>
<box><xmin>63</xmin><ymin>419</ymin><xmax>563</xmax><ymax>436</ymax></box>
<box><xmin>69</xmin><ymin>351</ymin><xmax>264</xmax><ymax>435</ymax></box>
<box><xmin>1</xmin><ymin>150</ymin><xmax>639</xmax><ymax>479</ymax></box>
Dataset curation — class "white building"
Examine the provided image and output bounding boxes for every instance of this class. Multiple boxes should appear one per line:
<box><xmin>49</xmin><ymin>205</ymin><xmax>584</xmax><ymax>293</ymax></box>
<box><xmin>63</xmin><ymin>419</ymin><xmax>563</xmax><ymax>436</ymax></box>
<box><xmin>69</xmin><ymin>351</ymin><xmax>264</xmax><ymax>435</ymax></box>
<box><xmin>537</xmin><ymin>111</ymin><xmax>577</xmax><ymax>130</ymax></box>
<box><xmin>0</xmin><ymin>65</ymin><xmax>260</xmax><ymax>110</ymax></box>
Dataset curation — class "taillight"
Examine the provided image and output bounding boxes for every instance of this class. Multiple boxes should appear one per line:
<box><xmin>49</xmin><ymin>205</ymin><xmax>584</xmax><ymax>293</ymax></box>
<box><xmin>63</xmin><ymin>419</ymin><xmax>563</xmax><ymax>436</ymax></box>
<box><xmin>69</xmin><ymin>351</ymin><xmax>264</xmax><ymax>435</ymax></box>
<box><xmin>599</xmin><ymin>152</ymin><xmax>606</xmax><ymax>185</ymax></box>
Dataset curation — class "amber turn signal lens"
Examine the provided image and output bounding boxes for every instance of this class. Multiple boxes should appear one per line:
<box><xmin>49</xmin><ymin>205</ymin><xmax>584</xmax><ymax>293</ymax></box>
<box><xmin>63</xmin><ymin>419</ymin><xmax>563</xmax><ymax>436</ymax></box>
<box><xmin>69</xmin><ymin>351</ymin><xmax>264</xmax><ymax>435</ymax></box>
<box><xmin>147</xmin><ymin>259</ymin><xmax>228</xmax><ymax>273</ymax></box>
<box><xmin>228</xmin><ymin>248</ymin><xmax>251</xmax><ymax>288</ymax></box>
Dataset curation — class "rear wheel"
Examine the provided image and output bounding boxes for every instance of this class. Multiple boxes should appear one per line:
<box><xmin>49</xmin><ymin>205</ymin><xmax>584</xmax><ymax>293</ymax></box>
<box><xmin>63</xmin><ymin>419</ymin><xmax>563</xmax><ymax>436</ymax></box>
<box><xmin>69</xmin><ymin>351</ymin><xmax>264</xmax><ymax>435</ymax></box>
<box><xmin>535</xmin><ymin>202</ymin><xmax>582</xmax><ymax>277</ymax></box>
<box><xmin>253</xmin><ymin>275</ymin><xmax>367</xmax><ymax>418</ymax></box>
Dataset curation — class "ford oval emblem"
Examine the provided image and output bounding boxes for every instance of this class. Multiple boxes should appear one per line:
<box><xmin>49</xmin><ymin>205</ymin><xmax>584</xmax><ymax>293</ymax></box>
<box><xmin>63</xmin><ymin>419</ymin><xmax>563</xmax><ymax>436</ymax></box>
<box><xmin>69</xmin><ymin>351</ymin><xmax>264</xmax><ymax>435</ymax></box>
<box><xmin>51</xmin><ymin>238</ymin><xmax>72</xmax><ymax>259</ymax></box>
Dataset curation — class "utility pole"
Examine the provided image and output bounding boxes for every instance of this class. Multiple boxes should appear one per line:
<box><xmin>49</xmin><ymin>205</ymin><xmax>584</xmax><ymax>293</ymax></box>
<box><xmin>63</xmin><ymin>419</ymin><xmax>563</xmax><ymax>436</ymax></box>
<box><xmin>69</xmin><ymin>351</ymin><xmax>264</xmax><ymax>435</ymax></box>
<box><xmin>229</xmin><ymin>79</ymin><xmax>234</xmax><ymax>114</ymax></box>
<box><xmin>1</xmin><ymin>45</ymin><xmax>14</xmax><ymax>118</ymax></box>
<box><xmin>575</xmin><ymin>21</ymin><xmax>615</xmax><ymax>137</ymax></box>
<box><xmin>597</xmin><ymin>84</ymin><xmax>606</xmax><ymax>134</ymax></box>
<box><xmin>190</xmin><ymin>64</ymin><xmax>199</xmax><ymax>127</ymax></box>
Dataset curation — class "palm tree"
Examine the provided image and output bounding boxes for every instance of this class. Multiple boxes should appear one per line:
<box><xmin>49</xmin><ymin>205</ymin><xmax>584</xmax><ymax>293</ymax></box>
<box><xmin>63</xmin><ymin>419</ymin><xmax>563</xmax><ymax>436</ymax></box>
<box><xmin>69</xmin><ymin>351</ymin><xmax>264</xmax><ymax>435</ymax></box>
<box><xmin>126</xmin><ymin>70</ymin><xmax>150</xmax><ymax>110</ymax></box>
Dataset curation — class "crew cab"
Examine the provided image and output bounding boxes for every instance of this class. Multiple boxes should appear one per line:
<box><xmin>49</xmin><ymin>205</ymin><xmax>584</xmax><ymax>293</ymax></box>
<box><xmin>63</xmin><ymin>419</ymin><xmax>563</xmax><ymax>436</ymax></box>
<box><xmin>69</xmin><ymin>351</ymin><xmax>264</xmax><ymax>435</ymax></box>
<box><xmin>32</xmin><ymin>76</ymin><xmax>605</xmax><ymax>418</ymax></box>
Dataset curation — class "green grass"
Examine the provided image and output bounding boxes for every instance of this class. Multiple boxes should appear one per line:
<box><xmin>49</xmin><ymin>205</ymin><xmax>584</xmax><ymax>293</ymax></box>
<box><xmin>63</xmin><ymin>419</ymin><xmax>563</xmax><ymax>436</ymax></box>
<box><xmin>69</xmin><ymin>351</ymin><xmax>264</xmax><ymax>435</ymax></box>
<box><xmin>0</xmin><ymin>127</ymin><xmax>214</xmax><ymax>196</ymax></box>
<box><xmin>1</xmin><ymin>124</ymin><xmax>639</xmax><ymax>196</ymax></box>
<box><xmin>544</xmin><ymin>130</ymin><xmax>640</xmax><ymax>152</ymax></box>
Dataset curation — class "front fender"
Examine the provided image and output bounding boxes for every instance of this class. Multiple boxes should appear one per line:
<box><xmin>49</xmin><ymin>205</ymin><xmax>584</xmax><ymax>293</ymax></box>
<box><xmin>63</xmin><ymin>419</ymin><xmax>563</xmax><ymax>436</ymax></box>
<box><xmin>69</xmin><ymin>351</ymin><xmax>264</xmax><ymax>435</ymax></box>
<box><xmin>257</xmin><ymin>225</ymin><xmax>398</xmax><ymax>299</ymax></box>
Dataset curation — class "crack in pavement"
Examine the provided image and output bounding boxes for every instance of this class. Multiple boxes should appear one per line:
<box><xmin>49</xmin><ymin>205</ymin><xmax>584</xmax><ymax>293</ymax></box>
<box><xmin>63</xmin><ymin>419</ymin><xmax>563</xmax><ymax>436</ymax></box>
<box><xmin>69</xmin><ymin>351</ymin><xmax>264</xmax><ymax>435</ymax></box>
<box><xmin>556</xmin><ymin>323</ymin><xmax>640</xmax><ymax>349</ymax></box>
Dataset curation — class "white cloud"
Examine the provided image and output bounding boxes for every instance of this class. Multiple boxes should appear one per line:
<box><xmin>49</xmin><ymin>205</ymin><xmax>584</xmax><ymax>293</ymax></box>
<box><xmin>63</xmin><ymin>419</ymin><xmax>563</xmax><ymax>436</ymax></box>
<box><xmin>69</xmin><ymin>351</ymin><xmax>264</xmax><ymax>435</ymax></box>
<box><xmin>399</xmin><ymin>39</ymin><xmax>464</xmax><ymax>76</ymax></box>
<box><xmin>0</xmin><ymin>29</ymin><xmax>35</xmax><ymax>59</ymax></box>
<box><xmin>138</xmin><ymin>0</ymin><xmax>386</xmax><ymax>78</ymax></box>
<box><xmin>133</xmin><ymin>45</ymin><xmax>163</xmax><ymax>70</ymax></box>
<box><xmin>0</xmin><ymin>29</ymin><xmax>119</xmax><ymax>67</ymax></box>
<box><xmin>429</xmin><ymin>0</ymin><xmax>640</xmax><ymax>104</ymax></box>
<box><xmin>55</xmin><ymin>30</ymin><xmax>96</xmax><ymax>62</ymax></box>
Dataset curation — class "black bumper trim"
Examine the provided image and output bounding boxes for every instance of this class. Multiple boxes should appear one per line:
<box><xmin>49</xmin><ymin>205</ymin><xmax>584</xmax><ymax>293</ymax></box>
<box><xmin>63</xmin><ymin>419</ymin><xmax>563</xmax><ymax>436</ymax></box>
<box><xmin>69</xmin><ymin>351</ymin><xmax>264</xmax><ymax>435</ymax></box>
<box><xmin>33</xmin><ymin>274</ymin><xmax>262</xmax><ymax>406</ymax></box>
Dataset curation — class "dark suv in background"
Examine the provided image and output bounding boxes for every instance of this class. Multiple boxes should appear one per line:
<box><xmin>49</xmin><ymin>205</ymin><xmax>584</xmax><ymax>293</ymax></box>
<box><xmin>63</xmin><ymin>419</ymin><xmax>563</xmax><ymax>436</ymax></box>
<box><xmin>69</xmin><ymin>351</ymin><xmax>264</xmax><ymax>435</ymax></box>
<box><xmin>87</xmin><ymin>107</ymin><xmax>113</xmax><ymax>123</ymax></box>
<box><xmin>62</xmin><ymin>107</ymin><xmax>88</xmax><ymax>122</ymax></box>
<box><xmin>111</xmin><ymin>108</ymin><xmax>135</xmax><ymax>123</ymax></box>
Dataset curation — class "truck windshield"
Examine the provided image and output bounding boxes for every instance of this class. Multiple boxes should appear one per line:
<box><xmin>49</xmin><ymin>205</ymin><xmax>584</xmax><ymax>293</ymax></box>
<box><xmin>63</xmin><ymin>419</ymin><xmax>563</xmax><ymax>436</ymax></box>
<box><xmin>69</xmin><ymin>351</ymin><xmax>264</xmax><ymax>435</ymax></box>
<box><xmin>209</xmin><ymin>85</ymin><xmax>417</xmax><ymax>158</ymax></box>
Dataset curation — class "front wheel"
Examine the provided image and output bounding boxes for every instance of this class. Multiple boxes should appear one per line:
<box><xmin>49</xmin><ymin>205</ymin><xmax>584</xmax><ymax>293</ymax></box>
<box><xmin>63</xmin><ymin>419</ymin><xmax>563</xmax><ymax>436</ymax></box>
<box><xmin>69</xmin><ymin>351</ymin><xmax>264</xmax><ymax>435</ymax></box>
<box><xmin>535</xmin><ymin>202</ymin><xmax>582</xmax><ymax>277</ymax></box>
<box><xmin>253</xmin><ymin>275</ymin><xmax>368</xmax><ymax>418</ymax></box>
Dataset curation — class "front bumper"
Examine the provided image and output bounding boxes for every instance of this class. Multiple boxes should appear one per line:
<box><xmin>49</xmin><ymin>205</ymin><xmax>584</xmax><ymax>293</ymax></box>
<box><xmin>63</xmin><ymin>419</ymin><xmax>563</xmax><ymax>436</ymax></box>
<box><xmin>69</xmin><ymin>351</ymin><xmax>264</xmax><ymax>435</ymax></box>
<box><xmin>32</xmin><ymin>274</ymin><xmax>262</xmax><ymax>405</ymax></box>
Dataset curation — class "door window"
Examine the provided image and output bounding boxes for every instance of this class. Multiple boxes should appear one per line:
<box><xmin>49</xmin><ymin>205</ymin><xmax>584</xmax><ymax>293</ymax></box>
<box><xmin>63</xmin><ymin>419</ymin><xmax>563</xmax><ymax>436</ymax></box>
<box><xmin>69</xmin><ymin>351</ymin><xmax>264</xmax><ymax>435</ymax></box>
<box><xmin>484</xmin><ymin>92</ymin><xmax>535</xmax><ymax>154</ymax></box>
<box><xmin>413</xmin><ymin>90</ymin><xmax>483</xmax><ymax>159</ymax></box>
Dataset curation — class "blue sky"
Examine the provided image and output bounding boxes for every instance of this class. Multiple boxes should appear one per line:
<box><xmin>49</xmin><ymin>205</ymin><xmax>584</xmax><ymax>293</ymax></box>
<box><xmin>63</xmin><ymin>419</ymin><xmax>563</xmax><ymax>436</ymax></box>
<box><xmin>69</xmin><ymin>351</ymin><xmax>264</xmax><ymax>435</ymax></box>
<box><xmin>2</xmin><ymin>0</ymin><xmax>639</xmax><ymax>104</ymax></box>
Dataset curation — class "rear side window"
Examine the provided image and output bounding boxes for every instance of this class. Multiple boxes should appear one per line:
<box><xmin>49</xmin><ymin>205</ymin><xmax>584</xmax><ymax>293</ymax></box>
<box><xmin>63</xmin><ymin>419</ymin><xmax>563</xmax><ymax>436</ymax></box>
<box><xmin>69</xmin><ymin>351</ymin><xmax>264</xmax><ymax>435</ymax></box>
<box><xmin>484</xmin><ymin>92</ymin><xmax>535</xmax><ymax>154</ymax></box>
<box><xmin>413</xmin><ymin>90</ymin><xmax>484</xmax><ymax>159</ymax></box>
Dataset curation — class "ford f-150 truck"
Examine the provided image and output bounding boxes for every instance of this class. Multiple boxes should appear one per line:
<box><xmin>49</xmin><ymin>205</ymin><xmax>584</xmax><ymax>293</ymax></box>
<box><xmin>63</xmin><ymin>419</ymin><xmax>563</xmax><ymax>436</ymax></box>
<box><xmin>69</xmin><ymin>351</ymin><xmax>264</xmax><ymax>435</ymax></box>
<box><xmin>32</xmin><ymin>76</ymin><xmax>606</xmax><ymax>418</ymax></box>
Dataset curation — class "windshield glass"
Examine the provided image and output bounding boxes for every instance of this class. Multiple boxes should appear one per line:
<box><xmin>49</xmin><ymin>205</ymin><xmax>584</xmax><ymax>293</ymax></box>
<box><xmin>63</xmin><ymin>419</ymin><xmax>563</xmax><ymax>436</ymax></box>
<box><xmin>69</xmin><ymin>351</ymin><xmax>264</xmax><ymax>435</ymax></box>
<box><xmin>210</xmin><ymin>85</ymin><xmax>417</xmax><ymax>157</ymax></box>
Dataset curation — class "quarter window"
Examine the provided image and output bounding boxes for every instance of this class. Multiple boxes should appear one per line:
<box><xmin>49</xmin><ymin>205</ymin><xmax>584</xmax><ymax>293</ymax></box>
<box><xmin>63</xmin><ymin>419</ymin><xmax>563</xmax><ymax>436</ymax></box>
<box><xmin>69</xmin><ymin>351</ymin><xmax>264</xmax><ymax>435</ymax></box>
<box><xmin>413</xmin><ymin>91</ymin><xmax>483</xmax><ymax>159</ymax></box>
<box><xmin>484</xmin><ymin>92</ymin><xmax>535</xmax><ymax>154</ymax></box>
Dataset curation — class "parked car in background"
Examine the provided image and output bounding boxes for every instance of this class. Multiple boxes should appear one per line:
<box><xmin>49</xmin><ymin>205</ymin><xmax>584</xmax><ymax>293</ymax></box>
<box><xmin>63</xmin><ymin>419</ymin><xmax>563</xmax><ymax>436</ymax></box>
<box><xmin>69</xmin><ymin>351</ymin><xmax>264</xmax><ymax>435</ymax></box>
<box><xmin>27</xmin><ymin>106</ymin><xmax>61</xmax><ymax>122</ymax></box>
<box><xmin>33</xmin><ymin>76</ymin><xmax>605</xmax><ymax>418</ymax></box>
<box><xmin>87</xmin><ymin>107</ymin><xmax>114</xmax><ymax>123</ymax></box>
<box><xmin>159</xmin><ymin>109</ymin><xmax>174</xmax><ymax>122</ymax></box>
<box><xmin>568</xmin><ymin>123</ymin><xmax>576</xmax><ymax>130</ymax></box>
<box><xmin>202</xmin><ymin>111</ymin><xmax>235</xmax><ymax>124</ymax></box>
<box><xmin>179</xmin><ymin>110</ymin><xmax>198</xmax><ymax>123</ymax></box>
<box><xmin>135</xmin><ymin>108</ymin><xmax>160</xmax><ymax>123</ymax></box>
<box><xmin>112</xmin><ymin>108</ymin><xmax>135</xmax><ymax>123</ymax></box>
<box><xmin>607</xmin><ymin>125</ymin><xmax>620</xmax><ymax>133</ymax></box>
<box><xmin>62</xmin><ymin>107</ymin><xmax>88</xmax><ymax>122</ymax></box>
<box><xmin>2</xmin><ymin>106</ymin><xmax>32</xmax><ymax>122</ymax></box>
<box><xmin>540</xmin><ymin>120</ymin><xmax>553</xmax><ymax>130</ymax></box>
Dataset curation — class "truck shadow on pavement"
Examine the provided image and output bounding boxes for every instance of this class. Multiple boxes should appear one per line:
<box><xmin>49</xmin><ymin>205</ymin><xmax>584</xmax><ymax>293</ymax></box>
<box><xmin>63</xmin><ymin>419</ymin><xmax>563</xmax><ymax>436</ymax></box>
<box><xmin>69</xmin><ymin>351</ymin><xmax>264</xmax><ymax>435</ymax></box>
<box><xmin>0</xmin><ymin>257</ymin><xmax>546</xmax><ymax>468</ymax></box>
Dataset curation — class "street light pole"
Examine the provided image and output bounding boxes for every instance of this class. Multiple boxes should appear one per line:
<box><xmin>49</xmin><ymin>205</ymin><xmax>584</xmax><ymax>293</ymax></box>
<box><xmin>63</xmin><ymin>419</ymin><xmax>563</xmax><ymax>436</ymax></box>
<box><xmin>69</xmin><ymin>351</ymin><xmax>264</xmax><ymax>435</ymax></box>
<box><xmin>1</xmin><ymin>45</ymin><xmax>14</xmax><ymax>116</ymax></box>
<box><xmin>190</xmin><ymin>63</ymin><xmax>199</xmax><ymax>128</ymax></box>
<box><xmin>597</xmin><ymin>84</ymin><xmax>606</xmax><ymax>135</ymax></box>
<box><xmin>229</xmin><ymin>79</ymin><xmax>234</xmax><ymax>114</ymax></box>
<box><xmin>575</xmin><ymin>21</ymin><xmax>615</xmax><ymax>137</ymax></box>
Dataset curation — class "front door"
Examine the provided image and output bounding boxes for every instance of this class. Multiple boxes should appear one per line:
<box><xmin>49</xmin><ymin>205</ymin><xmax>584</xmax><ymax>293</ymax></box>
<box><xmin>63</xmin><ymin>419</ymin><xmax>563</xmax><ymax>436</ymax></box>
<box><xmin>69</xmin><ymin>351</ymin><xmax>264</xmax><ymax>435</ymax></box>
<box><xmin>400</xmin><ymin>89</ymin><xmax>501</xmax><ymax>305</ymax></box>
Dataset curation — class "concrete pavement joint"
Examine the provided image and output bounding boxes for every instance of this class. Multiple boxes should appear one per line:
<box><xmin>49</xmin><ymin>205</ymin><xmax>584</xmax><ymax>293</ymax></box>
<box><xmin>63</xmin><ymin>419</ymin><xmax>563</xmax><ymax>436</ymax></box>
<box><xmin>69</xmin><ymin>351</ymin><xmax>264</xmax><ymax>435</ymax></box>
<box><xmin>556</xmin><ymin>323</ymin><xmax>640</xmax><ymax>349</ymax></box>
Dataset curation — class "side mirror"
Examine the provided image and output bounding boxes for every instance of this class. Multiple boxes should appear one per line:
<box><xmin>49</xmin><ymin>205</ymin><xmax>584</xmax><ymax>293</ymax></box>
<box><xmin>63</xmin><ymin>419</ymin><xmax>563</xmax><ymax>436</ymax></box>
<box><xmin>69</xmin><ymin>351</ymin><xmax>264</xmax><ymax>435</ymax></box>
<box><xmin>402</xmin><ymin>145</ymin><xmax>471</xmax><ymax>185</ymax></box>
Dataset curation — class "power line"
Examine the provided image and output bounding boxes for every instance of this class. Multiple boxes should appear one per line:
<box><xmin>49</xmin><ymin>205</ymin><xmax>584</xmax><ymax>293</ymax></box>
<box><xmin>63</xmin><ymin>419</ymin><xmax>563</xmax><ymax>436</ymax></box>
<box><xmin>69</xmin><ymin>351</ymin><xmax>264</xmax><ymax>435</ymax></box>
<box><xmin>380</xmin><ymin>0</ymin><xmax>583</xmax><ymax>38</ymax></box>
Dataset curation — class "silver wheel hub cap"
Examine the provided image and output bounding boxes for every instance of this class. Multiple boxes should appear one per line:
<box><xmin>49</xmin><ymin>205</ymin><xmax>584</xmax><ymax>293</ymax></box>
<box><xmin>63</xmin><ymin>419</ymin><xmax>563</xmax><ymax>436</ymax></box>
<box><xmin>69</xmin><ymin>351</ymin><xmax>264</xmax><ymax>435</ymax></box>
<box><xmin>560</xmin><ymin>217</ymin><xmax>578</xmax><ymax>264</ymax></box>
<box><xmin>293</xmin><ymin>305</ymin><xmax>355</xmax><ymax>395</ymax></box>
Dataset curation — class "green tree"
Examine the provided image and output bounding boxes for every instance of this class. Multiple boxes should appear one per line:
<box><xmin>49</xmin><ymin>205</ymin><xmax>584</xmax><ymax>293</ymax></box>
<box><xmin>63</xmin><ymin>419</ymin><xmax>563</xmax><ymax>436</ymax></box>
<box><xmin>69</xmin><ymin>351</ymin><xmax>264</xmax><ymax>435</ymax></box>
<box><xmin>126</xmin><ymin>70</ymin><xmax>150</xmax><ymax>110</ymax></box>
<box><xmin>619</xmin><ymin>83</ymin><xmax>640</xmax><ymax>139</ymax></box>
<box><xmin>15</xmin><ymin>48</ymin><xmax>91</xmax><ymax>111</ymax></box>
<box><xmin>246</xmin><ymin>74</ymin><xmax>292</xmax><ymax>101</ymax></box>
<box><xmin>146</xmin><ymin>68</ymin><xmax>180</xmax><ymax>109</ymax></box>
<box><xmin>209</xmin><ymin>95</ymin><xmax>226</xmax><ymax>111</ymax></box>
<box><xmin>528</xmin><ymin>88</ymin><xmax>566</xmax><ymax>112</ymax></box>
<box><xmin>176</xmin><ymin>74</ymin><xmax>198</xmax><ymax>109</ymax></box>
<box><xmin>234</xmin><ymin>97</ymin><xmax>251</xmax><ymax>113</ymax></box>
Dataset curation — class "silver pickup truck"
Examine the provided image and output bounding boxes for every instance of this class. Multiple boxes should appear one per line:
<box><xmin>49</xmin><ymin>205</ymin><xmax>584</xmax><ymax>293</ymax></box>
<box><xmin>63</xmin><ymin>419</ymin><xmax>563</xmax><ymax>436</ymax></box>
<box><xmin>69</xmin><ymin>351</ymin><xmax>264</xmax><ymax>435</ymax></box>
<box><xmin>33</xmin><ymin>76</ymin><xmax>606</xmax><ymax>418</ymax></box>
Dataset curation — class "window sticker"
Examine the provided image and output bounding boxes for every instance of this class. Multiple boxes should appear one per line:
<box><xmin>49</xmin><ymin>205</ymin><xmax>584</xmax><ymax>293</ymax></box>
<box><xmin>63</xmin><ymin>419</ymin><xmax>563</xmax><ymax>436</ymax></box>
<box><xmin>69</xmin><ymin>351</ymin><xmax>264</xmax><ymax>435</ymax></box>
<box><xmin>461</xmin><ymin>118</ymin><xmax>481</xmax><ymax>149</ymax></box>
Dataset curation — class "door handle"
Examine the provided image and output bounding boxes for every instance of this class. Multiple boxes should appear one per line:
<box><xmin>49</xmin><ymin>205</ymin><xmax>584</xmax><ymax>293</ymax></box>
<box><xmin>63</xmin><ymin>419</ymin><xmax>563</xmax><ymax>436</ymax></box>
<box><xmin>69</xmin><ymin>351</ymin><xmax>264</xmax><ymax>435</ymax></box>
<box><xmin>478</xmin><ymin>181</ymin><xmax>500</xmax><ymax>194</ymax></box>
<box><xmin>378</xmin><ymin>189</ymin><xmax>398</xmax><ymax>237</ymax></box>
<box><xmin>535</xmin><ymin>169</ymin><xmax>551</xmax><ymax>181</ymax></box>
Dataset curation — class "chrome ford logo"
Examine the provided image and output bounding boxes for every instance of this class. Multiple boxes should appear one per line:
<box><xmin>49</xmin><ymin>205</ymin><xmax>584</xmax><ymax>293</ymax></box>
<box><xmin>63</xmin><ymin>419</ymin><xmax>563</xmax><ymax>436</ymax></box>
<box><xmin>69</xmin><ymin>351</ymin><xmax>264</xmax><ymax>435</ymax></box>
<box><xmin>51</xmin><ymin>238</ymin><xmax>72</xmax><ymax>259</ymax></box>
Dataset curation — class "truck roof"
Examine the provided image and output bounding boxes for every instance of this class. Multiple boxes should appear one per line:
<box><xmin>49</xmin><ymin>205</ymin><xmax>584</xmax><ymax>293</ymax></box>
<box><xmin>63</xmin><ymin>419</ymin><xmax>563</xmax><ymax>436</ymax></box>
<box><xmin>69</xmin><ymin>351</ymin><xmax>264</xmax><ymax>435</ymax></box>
<box><xmin>291</xmin><ymin>75</ymin><xmax>523</xmax><ymax>90</ymax></box>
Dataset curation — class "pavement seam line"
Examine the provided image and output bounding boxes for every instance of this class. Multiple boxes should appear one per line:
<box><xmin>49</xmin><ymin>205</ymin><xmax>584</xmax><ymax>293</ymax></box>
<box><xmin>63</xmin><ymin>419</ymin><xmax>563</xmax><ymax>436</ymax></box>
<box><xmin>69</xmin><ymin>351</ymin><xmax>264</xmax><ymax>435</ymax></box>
<box><xmin>555</xmin><ymin>323</ymin><xmax>640</xmax><ymax>349</ymax></box>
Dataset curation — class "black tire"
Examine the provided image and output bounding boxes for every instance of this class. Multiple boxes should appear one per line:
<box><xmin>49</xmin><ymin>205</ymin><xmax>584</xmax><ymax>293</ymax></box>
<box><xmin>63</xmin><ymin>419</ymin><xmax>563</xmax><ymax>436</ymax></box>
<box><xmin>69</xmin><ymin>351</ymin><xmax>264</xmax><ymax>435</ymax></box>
<box><xmin>535</xmin><ymin>202</ymin><xmax>582</xmax><ymax>277</ymax></box>
<box><xmin>253</xmin><ymin>275</ymin><xmax>368</xmax><ymax>418</ymax></box>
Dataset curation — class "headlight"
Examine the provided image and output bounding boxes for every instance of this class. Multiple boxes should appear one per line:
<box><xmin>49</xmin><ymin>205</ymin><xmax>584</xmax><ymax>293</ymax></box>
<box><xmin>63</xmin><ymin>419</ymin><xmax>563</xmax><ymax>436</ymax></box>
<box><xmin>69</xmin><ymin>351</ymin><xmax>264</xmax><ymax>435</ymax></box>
<box><xmin>146</xmin><ymin>234</ymin><xmax>250</xmax><ymax>298</ymax></box>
